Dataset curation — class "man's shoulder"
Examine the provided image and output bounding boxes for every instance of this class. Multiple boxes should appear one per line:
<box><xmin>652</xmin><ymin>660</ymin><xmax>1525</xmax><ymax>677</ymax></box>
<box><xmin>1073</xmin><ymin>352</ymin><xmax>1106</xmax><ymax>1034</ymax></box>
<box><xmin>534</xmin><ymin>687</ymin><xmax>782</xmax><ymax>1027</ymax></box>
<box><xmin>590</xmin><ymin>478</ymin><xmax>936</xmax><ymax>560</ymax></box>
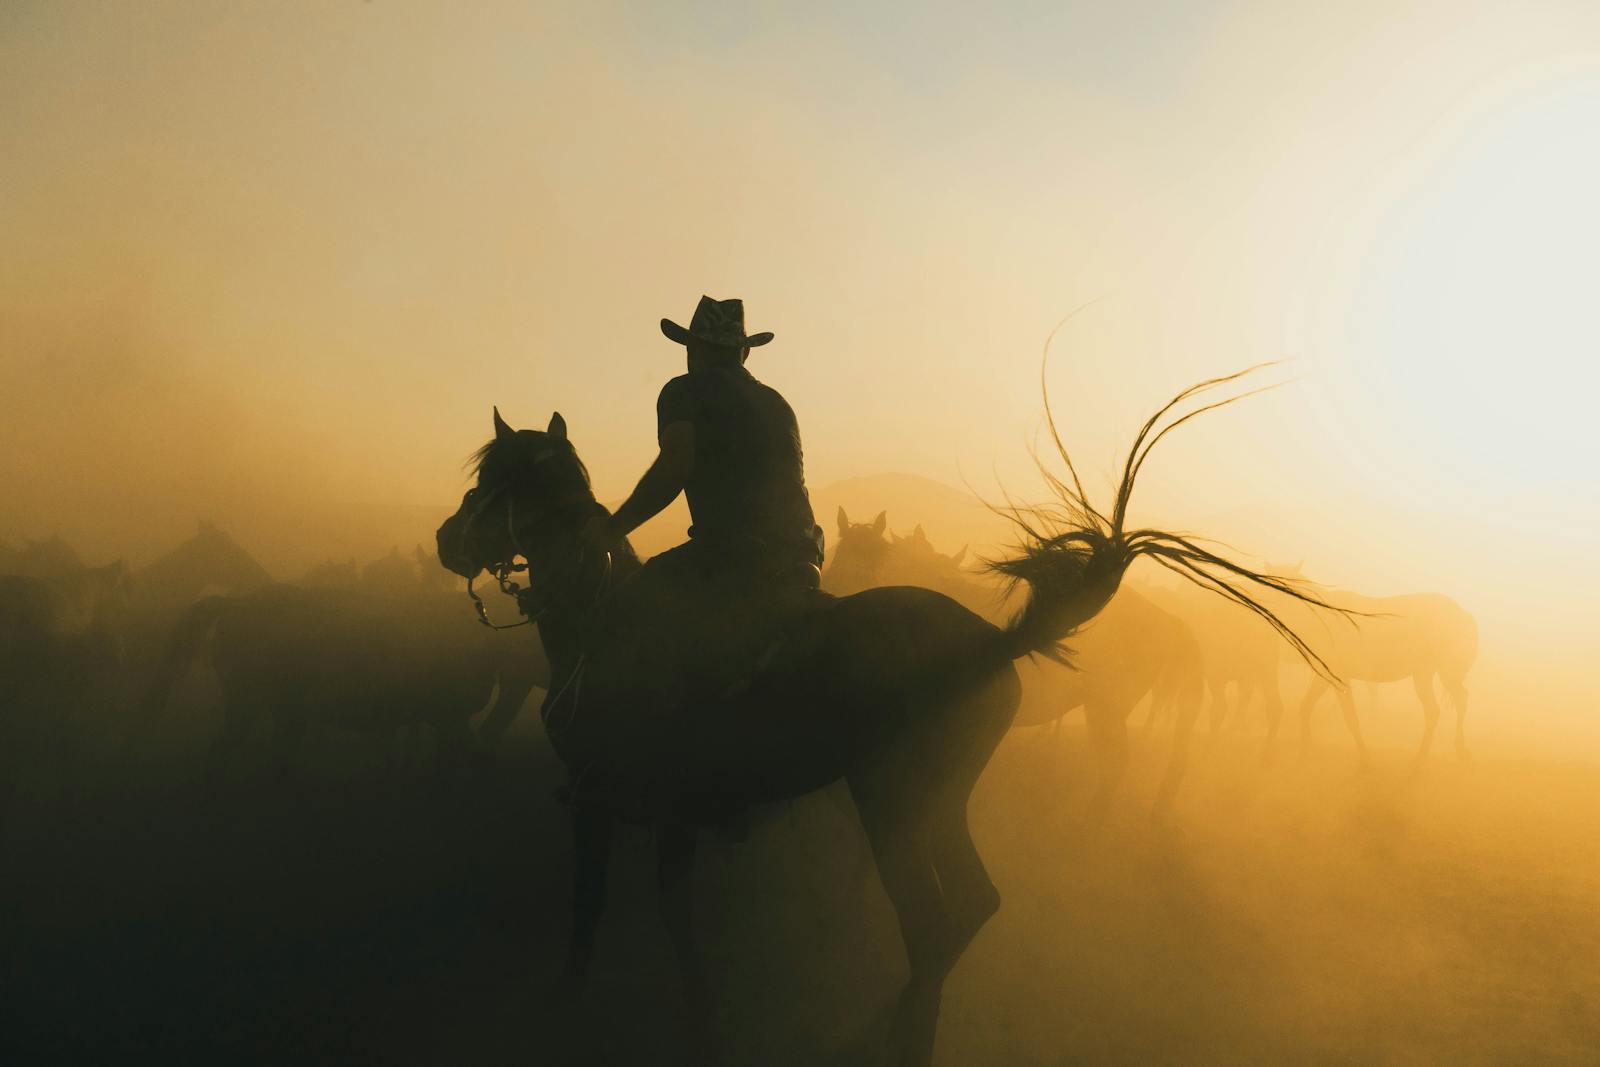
<box><xmin>744</xmin><ymin>374</ymin><xmax>797</xmax><ymax>414</ymax></box>
<box><xmin>656</xmin><ymin>372</ymin><xmax>697</xmax><ymax>406</ymax></box>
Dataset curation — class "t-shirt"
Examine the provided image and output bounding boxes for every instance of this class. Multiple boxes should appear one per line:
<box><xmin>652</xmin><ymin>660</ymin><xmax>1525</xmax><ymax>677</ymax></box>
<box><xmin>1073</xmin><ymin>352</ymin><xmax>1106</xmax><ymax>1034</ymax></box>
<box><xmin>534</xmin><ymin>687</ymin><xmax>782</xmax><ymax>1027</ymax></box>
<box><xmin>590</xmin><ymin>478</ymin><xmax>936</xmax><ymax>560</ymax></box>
<box><xmin>656</xmin><ymin>366</ymin><xmax>818</xmax><ymax>550</ymax></box>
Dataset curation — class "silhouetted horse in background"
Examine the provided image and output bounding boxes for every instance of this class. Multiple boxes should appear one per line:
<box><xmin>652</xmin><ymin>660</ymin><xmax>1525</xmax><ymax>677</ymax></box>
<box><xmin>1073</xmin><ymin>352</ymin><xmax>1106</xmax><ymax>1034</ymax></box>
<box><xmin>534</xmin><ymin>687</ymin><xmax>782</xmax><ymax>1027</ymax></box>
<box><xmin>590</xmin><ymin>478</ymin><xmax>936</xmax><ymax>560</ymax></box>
<box><xmin>0</xmin><ymin>533</ymin><xmax>87</xmax><ymax>578</ymax></box>
<box><xmin>439</xmin><ymin>368</ymin><xmax>1332</xmax><ymax>1066</ymax></box>
<box><xmin>137</xmin><ymin>539</ymin><xmax>545</xmax><ymax>778</ymax></box>
<box><xmin>0</xmin><ymin>553</ymin><xmax>130</xmax><ymax>820</ymax></box>
<box><xmin>1141</xmin><ymin>579</ymin><xmax>1285</xmax><ymax>751</ymax></box>
<box><xmin>303</xmin><ymin>545</ymin><xmax>461</xmax><ymax>593</ymax></box>
<box><xmin>1270</xmin><ymin>569</ymin><xmax>1478</xmax><ymax>767</ymax></box>
<box><xmin>131</xmin><ymin>520</ymin><xmax>274</xmax><ymax>613</ymax></box>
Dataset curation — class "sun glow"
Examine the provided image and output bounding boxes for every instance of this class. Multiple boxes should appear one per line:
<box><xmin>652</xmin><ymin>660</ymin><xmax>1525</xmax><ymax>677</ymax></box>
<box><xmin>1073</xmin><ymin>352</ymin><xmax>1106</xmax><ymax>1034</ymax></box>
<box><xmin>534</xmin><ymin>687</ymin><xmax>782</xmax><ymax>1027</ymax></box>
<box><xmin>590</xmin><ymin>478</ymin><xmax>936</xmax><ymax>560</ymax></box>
<box><xmin>1336</xmin><ymin>64</ymin><xmax>1600</xmax><ymax>515</ymax></box>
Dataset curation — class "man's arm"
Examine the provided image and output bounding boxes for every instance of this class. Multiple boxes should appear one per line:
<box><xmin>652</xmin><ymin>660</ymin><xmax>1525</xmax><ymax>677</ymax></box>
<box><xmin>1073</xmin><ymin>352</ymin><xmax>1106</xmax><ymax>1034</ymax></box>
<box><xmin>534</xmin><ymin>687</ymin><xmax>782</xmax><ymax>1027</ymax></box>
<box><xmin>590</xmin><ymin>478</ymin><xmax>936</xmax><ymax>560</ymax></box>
<box><xmin>608</xmin><ymin>420</ymin><xmax>695</xmax><ymax>536</ymax></box>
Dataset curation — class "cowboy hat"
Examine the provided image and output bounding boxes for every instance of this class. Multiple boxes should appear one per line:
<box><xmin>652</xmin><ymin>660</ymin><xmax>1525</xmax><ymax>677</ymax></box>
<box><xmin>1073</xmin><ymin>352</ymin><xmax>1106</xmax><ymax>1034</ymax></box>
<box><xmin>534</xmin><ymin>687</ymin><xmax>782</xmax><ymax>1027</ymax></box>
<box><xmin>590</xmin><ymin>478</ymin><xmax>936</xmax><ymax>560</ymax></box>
<box><xmin>660</xmin><ymin>295</ymin><xmax>774</xmax><ymax>348</ymax></box>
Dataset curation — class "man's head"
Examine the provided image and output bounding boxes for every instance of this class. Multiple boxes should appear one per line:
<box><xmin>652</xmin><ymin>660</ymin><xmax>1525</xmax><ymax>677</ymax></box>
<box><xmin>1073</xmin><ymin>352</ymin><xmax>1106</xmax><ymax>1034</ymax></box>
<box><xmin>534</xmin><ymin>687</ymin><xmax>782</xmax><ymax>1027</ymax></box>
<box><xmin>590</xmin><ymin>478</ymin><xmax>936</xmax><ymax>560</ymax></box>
<box><xmin>662</xmin><ymin>295</ymin><xmax>772</xmax><ymax>368</ymax></box>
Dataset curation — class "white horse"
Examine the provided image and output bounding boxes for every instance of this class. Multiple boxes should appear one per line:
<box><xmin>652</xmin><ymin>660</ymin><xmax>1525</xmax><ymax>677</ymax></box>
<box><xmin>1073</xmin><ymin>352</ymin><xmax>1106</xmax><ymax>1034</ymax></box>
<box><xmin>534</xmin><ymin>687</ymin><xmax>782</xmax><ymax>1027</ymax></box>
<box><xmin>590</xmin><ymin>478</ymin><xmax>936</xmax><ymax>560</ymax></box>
<box><xmin>1285</xmin><ymin>580</ymin><xmax>1478</xmax><ymax>766</ymax></box>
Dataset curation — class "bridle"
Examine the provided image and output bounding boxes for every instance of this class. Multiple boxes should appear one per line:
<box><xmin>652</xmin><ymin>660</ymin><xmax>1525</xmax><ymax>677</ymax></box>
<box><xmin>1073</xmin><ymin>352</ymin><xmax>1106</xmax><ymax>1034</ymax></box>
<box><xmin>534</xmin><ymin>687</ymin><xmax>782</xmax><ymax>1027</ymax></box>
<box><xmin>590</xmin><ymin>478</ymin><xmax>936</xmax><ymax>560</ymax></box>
<box><xmin>455</xmin><ymin>475</ymin><xmax>612</xmax><ymax>631</ymax></box>
<box><xmin>451</xmin><ymin>442</ymin><xmax>616</xmax><ymax>737</ymax></box>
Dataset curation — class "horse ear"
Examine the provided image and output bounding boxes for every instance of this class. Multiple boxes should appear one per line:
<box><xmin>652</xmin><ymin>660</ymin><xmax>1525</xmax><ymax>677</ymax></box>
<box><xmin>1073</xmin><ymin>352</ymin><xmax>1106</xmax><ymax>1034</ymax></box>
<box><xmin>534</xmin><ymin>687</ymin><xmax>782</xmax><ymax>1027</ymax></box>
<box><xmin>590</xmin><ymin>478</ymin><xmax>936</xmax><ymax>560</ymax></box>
<box><xmin>836</xmin><ymin>506</ymin><xmax>849</xmax><ymax>535</ymax></box>
<box><xmin>547</xmin><ymin>412</ymin><xmax>568</xmax><ymax>439</ymax></box>
<box><xmin>952</xmin><ymin>545</ymin><xmax>968</xmax><ymax>567</ymax></box>
<box><xmin>493</xmin><ymin>407</ymin><xmax>515</xmax><ymax>441</ymax></box>
<box><xmin>913</xmin><ymin>525</ymin><xmax>926</xmax><ymax>542</ymax></box>
<box><xmin>872</xmin><ymin>511</ymin><xmax>887</xmax><ymax>537</ymax></box>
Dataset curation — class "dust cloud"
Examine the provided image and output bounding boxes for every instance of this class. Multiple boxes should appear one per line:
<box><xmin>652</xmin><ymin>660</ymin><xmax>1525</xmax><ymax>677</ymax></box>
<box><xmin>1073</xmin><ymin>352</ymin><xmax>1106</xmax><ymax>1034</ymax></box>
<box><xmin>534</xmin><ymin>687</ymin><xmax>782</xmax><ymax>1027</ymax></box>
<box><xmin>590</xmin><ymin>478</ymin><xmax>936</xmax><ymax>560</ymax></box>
<box><xmin>4</xmin><ymin>3</ymin><xmax>1600</xmax><ymax>1064</ymax></box>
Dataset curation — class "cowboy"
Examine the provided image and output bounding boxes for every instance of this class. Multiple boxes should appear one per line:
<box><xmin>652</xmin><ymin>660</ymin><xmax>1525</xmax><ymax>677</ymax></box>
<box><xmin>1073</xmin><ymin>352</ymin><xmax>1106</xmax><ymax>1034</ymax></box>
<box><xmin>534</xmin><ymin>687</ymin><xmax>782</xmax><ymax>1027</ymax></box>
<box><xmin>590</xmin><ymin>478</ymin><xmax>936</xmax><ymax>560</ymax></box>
<box><xmin>580</xmin><ymin>296</ymin><xmax>824</xmax><ymax>698</ymax></box>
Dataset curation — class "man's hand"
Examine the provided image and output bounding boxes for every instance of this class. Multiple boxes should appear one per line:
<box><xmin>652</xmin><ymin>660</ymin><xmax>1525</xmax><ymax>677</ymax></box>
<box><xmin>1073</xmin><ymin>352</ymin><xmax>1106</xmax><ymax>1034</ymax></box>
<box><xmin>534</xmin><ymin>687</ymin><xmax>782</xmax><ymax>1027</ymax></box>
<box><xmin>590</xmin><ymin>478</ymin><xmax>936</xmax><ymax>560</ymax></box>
<box><xmin>579</xmin><ymin>513</ymin><xmax>620</xmax><ymax>557</ymax></box>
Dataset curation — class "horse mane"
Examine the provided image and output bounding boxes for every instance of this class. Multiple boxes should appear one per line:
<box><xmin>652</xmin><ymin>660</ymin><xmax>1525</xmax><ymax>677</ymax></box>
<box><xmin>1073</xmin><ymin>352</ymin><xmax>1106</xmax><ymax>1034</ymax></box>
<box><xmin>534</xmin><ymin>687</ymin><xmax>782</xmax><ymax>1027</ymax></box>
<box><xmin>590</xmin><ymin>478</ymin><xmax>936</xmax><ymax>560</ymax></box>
<box><xmin>470</xmin><ymin>435</ymin><xmax>595</xmax><ymax>496</ymax></box>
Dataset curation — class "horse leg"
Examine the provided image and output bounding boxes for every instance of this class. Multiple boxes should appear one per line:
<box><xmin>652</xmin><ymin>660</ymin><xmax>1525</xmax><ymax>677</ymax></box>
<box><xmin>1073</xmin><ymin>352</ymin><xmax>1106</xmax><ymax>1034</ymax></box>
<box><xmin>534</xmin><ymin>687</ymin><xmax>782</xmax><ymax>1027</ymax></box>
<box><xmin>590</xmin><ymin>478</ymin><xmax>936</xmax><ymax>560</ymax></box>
<box><xmin>1333</xmin><ymin>685</ymin><xmax>1370</xmax><ymax>770</ymax></box>
<box><xmin>1260</xmin><ymin>678</ymin><xmax>1286</xmax><ymax>764</ymax></box>
<box><xmin>1410</xmin><ymin>671</ymin><xmax>1442</xmax><ymax>769</ymax></box>
<box><xmin>926</xmin><ymin>793</ymin><xmax>999</xmax><ymax>966</ymax></box>
<box><xmin>1140</xmin><ymin>683</ymin><xmax>1161</xmax><ymax>731</ymax></box>
<box><xmin>1084</xmin><ymin>702</ymin><xmax>1130</xmax><ymax>825</ymax></box>
<box><xmin>925</xmin><ymin>686</ymin><xmax>1010</xmax><ymax>969</ymax></box>
<box><xmin>657</xmin><ymin>824</ymin><xmax>720</xmax><ymax>1063</ymax></box>
<box><xmin>1298</xmin><ymin>677</ymin><xmax>1327</xmax><ymax>756</ymax></box>
<box><xmin>1442</xmin><ymin>675</ymin><xmax>1470</xmax><ymax>759</ymax></box>
<box><xmin>849</xmin><ymin>769</ymin><xmax>946</xmax><ymax>1067</ymax></box>
<box><xmin>477</xmin><ymin>672</ymin><xmax>534</xmax><ymax>762</ymax></box>
<box><xmin>1206</xmin><ymin>680</ymin><xmax>1229</xmax><ymax>739</ymax></box>
<box><xmin>559</xmin><ymin>806</ymin><xmax>612</xmax><ymax>992</ymax></box>
<box><xmin>1234</xmin><ymin>680</ymin><xmax>1259</xmax><ymax>734</ymax></box>
<box><xmin>1155</xmin><ymin>682</ymin><xmax>1200</xmax><ymax>820</ymax></box>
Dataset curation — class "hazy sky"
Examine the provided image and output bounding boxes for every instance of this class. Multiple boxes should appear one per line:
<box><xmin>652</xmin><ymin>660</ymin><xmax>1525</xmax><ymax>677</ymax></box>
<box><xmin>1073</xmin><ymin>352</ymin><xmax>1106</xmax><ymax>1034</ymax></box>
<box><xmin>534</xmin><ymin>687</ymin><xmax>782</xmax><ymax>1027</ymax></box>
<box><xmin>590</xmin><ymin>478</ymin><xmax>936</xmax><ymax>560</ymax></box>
<box><xmin>4</xmin><ymin>2</ymin><xmax>1598</xmax><ymax>742</ymax></box>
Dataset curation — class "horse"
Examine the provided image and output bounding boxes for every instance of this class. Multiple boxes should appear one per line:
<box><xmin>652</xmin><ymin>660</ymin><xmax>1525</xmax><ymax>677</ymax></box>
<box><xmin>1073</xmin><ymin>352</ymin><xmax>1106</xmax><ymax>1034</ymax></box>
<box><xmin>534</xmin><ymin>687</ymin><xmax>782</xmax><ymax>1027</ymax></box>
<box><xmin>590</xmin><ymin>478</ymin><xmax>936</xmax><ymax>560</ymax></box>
<box><xmin>437</xmin><ymin>370</ymin><xmax>1330</xmax><ymax>1066</ymax></box>
<box><xmin>360</xmin><ymin>546</ymin><xmax>419</xmax><ymax>590</ymax></box>
<box><xmin>77</xmin><ymin>521</ymin><xmax>280</xmax><ymax>732</ymax></box>
<box><xmin>0</xmin><ymin>558</ymin><xmax>131</xmax><ymax>817</ymax></box>
<box><xmin>1140</xmin><ymin>580</ymin><xmax>1285</xmax><ymax>752</ymax></box>
<box><xmin>137</xmin><ymin>585</ymin><xmax>547</xmax><ymax>780</ymax></box>
<box><xmin>826</xmin><ymin>511</ymin><xmax>1206</xmax><ymax>819</ymax></box>
<box><xmin>0</xmin><ymin>533</ymin><xmax>86</xmax><ymax>579</ymax></box>
<box><xmin>131</xmin><ymin>520</ymin><xmax>275</xmax><ymax>613</ymax></box>
<box><xmin>1271</xmin><ymin>572</ymin><xmax>1478</xmax><ymax>767</ymax></box>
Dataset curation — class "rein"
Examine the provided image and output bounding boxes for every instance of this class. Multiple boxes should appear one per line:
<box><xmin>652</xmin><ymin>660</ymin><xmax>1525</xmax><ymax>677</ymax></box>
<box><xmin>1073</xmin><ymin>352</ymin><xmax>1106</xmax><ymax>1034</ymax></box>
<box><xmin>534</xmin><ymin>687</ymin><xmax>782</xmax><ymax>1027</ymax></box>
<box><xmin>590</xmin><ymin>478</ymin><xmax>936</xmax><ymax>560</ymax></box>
<box><xmin>458</xmin><ymin>482</ymin><xmax>613</xmax><ymax>631</ymax></box>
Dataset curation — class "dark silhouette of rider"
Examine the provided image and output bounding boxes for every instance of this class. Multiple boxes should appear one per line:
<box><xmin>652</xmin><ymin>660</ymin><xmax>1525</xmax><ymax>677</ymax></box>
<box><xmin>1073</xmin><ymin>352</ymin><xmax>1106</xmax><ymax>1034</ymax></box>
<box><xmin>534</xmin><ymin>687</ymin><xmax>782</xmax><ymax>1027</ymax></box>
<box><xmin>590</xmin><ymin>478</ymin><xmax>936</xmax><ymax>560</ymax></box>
<box><xmin>581</xmin><ymin>295</ymin><xmax>823</xmax><ymax>582</ymax></box>
<box><xmin>581</xmin><ymin>296</ymin><xmax>824</xmax><ymax>703</ymax></box>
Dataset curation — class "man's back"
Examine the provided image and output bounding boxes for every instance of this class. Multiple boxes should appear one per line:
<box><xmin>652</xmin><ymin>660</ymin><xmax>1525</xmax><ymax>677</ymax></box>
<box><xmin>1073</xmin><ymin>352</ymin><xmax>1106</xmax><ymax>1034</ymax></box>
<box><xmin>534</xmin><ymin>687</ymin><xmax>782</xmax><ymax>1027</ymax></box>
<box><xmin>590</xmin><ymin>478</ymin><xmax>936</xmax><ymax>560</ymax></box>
<box><xmin>656</xmin><ymin>365</ymin><xmax>817</xmax><ymax>554</ymax></box>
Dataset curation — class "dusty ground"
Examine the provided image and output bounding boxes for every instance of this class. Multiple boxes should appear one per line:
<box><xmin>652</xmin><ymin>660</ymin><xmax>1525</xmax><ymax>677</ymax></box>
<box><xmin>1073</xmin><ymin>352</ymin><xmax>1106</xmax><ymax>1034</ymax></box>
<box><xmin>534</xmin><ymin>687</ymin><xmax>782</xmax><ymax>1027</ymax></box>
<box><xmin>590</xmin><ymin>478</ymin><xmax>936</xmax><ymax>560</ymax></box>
<box><xmin>4</xmin><ymin>712</ymin><xmax>1598</xmax><ymax>1065</ymax></box>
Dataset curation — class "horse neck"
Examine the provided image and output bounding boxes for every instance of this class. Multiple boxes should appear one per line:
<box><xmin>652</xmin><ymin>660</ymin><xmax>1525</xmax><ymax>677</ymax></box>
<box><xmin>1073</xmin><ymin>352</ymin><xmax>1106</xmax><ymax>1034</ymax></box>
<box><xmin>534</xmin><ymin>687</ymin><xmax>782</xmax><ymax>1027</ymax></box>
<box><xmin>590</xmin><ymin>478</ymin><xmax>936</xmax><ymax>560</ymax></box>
<box><xmin>524</xmin><ymin>529</ymin><xmax>639</xmax><ymax>674</ymax></box>
<box><xmin>137</xmin><ymin>547</ymin><xmax>206</xmax><ymax>599</ymax></box>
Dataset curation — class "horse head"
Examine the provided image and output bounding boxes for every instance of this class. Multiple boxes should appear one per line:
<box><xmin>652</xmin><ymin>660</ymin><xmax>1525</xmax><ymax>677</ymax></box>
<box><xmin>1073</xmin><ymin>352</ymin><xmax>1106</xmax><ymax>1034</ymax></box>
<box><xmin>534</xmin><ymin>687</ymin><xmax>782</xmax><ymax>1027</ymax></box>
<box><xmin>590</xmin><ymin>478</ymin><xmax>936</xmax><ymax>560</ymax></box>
<box><xmin>824</xmin><ymin>507</ymin><xmax>890</xmax><ymax>595</ymax></box>
<box><xmin>437</xmin><ymin>408</ymin><xmax>599</xmax><ymax>582</ymax></box>
<box><xmin>11</xmin><ymin>533</ymin><xmax>84</xmax><ymax>578</ymax></box>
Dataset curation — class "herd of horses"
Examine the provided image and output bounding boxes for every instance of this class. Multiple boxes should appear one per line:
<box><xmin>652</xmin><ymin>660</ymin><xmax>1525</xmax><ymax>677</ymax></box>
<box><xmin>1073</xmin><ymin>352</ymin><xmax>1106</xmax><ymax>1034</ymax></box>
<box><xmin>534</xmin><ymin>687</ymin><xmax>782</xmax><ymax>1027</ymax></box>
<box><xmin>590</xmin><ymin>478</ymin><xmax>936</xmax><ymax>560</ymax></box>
<box><xmin>827</xmin><ymin>508</ymin><xmax>1479</xmax><ymax>800</ymax></box>
<box><xmin>0</xmin><ymin>510</ymin><xmax>1477</xmax><ymax>802</ymax></box>
<box><xmin>0</xmin><ymin>386</ymin><xmax>1480</xmax><ymax>1066</ymax></box>
<box><xmin>0</xmin><ymin>525</ymin><xmax>547</xmax><ymax>805</ymax></box>
<box><xmin>428</xmin><ymin>381</ymin><xmax>1478</xmax><ymax>1067</ymax></box>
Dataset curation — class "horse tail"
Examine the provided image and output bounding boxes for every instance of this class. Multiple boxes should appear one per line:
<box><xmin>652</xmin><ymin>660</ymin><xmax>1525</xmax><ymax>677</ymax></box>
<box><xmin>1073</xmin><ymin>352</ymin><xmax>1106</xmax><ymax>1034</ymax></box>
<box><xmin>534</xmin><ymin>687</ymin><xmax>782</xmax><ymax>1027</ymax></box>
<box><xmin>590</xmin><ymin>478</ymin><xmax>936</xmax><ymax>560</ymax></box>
<box><xmin>132</xmin><ymin>595</ymin><xmax>231</xmax><ymax>728</ymax></box>
<box><xmin>991</xmin><ymin>537</ymin><xmax>1123</xmax><ymax>665</ymax></box>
